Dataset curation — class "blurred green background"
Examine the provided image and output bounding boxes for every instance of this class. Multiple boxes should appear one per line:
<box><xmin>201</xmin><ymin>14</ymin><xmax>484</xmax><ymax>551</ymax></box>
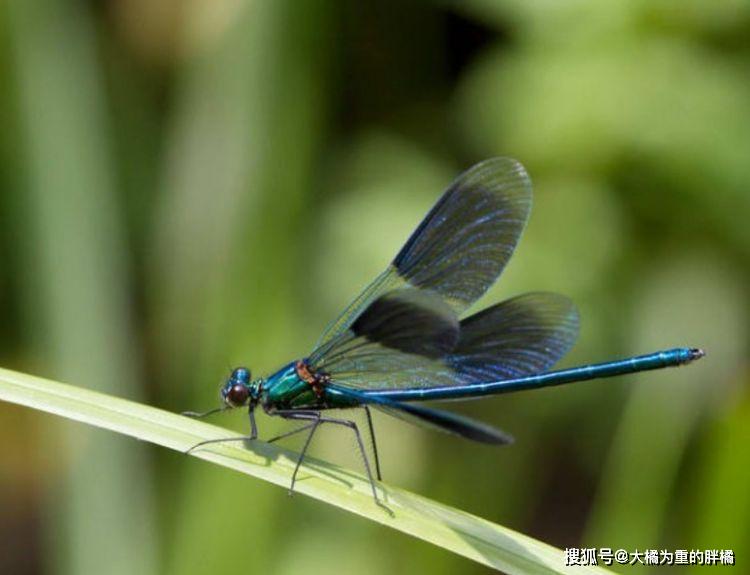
<box><xmin>0</xmin><ymin>1</ymin><xmax>748</xmax><ymax>574</ymax></box>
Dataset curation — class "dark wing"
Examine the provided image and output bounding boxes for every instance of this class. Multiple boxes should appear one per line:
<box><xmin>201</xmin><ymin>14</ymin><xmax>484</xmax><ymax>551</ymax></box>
<box><xmin>316</xmin><ymin>158</ymin><xmax>532</xmax><ymax>347</ymax></box>
<box><xmin>334</xmin><ymin>387</ymin><xmax>513</xmax><ymax>444</ymax></box>
<box><xmin>349</xmin><ymin>288</ymin><xmax>458</xmax><ymax>358</ymax></box>
<box><xmin>312</xmin><ymin>292</ymin><xmax>579</xmax><ymax>390</ymax></box>
<box><xmin>310</xmin><ymin>288</ymin><xmax>459</xmax><ymax>380</ymax></box>
<box><xmin>374</xmin><ymin>401</ymin><xmax>514</xmax><ymax>444</ymax></box>
<box><xmin>448</xmin><ymin>292</ymin><xmax>579</xmax><ymax>383</ymax></box>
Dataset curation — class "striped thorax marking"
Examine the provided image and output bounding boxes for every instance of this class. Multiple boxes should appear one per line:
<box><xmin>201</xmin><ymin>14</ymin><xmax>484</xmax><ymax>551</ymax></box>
<box><xmin>295</xmin><ymin>360</ymin><xmax>329</xmax><ymax>398</ymax></box>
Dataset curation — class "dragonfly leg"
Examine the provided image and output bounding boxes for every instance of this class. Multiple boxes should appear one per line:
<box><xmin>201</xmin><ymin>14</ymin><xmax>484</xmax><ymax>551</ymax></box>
<box><xmin>266</xmin><ymin>422</ymin><xmax>317</xmax><ymax>444</ymax></box>
<box><xmin>248</xmin><ymin>407</ymin><xmax>258</xmax><ymax>440</ymax></box>
<box><xmin>320</xmin><ymin>415</ymin><xmax>389</xmax><ymax>512</ymax></box>
<box><xmin>184</xmin><ymin>406</ymin><xmax>258</xmax><ymax>453</ymax></box>
<box><xmin>181</xmin><ymin>406</ymin><xmax>227</xmax><ymax>418</ymax></box>
<box><xmin>275</xmin><ymin>410</ymin><xmax>388</xmax><ymax>511</ymax></box>
<box><xmin>273</xmin><ymin>411</ymin><xmax>322</xmax><ymax>494</ymax></box>
<box><xmin>363</xmin><ymin>407</ymin><xmax>382</xmax><ymax>481</ymax></box>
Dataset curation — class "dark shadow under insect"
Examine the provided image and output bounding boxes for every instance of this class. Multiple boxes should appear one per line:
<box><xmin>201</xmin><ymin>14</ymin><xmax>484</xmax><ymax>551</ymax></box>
<box><xmin>185</xmin><ymin>405</ymin><xmax>389</xmax><ymax>512</ymax></box>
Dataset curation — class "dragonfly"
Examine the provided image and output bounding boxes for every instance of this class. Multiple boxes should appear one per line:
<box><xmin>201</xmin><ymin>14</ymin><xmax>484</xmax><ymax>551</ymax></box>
<box><xmin>185</xmin><ymin>157</ymin><xmax>704</xmax><ymax>508</ymax></box>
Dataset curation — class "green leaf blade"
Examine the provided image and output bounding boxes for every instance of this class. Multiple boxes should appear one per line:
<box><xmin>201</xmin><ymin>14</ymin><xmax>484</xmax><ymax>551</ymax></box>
<box><xmin>0</xmin><ymin>367</ymin><xmax>613</xmax><ymax>575</ymax></box>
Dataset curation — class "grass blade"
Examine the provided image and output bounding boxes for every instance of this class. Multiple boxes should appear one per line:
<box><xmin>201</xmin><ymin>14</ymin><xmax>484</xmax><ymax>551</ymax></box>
<box><xmin>0</xmin><ymin>367</ymin><xmax>614</xmax><ymax>575</ymax></box>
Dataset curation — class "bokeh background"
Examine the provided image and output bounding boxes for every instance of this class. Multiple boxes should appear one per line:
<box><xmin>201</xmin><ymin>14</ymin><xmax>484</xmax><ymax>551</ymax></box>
<box><xmin>0</xmin><ymin>1</ymin><xmax>748</xmax><ymax>574</ymax></box>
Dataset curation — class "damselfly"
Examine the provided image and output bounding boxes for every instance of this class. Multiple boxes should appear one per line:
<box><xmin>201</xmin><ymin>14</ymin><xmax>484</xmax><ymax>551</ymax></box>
<box><xmin>185</xmin><ymin>158</ymin><xmax>703</xmax><ymax>508</ymax></box>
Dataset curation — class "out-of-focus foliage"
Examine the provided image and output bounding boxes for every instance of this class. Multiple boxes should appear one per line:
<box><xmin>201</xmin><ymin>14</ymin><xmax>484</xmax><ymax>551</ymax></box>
<box><xmin>0</xmin><ymin>1</ymin><xmax>746</xmax><ymax>574</ymax></box>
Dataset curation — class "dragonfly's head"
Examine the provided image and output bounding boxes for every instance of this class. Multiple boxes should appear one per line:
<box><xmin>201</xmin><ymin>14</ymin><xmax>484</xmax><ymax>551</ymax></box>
<box><xmin>220</xmin><ymin>366</ymin><xmax>260</xmax><ymax>409</ymax></box>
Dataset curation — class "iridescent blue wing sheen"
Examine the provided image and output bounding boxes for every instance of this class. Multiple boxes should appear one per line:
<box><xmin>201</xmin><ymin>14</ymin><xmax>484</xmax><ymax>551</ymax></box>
<box><xmin>447</xmin><ymin>292</ymin><xmax>579</xmax><ymax>384</ymax></box>
<box><xmin>316</xmin><ymin>158</ymin><xmax>532</xmax><ymax>347</ymax></box>
<box><xmin>309</xmin><ymin>288</ymin><xmax>459</xmax><ymax>378</ymax></box>
<box><xmin>313</xmin><ymin>292</ymin><xmax>579</xmax><ymax>390</ymax></box>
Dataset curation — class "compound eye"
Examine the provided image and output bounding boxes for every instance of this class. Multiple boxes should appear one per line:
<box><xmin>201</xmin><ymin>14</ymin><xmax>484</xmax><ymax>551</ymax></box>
<box><xmin>226</xmin><ymin>384</ymin><xmax>249</xmax><ymax>407</ymax></box>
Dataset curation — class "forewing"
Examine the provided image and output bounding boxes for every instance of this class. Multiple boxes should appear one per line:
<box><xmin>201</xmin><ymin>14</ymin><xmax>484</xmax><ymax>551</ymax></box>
<box><xmin>349</xmin><ymin>288</ymin><xmax>459</xmax><ymax>358</ymax></box>
<box><xmin>310</xmin><ymin>288</ymin><xmax>460</xmax><ymax>383</ymax></box>
<box><xmin>316</xmin><ymin>158</ymin><xmax>532</xmax><ymax>346</ymax></box>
